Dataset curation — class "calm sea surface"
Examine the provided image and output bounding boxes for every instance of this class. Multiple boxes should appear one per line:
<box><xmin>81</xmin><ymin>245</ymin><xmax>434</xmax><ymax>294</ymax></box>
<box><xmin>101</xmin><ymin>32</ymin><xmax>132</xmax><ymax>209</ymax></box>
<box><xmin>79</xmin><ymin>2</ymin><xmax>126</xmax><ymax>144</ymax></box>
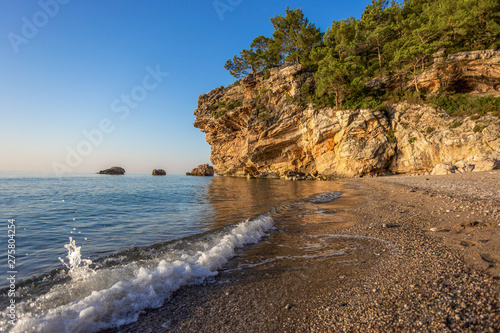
<box><xmin>0</xmin><ymin>172</ymin><xmax>342</xmax><ymax>332</ymax></box>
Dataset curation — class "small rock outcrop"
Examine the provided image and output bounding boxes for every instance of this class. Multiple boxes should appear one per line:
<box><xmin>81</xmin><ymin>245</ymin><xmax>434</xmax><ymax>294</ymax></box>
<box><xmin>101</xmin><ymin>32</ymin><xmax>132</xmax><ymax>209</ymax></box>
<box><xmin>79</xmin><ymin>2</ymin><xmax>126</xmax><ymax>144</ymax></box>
<box><xmin>186</xmin><ymin>164</ymin><xmax>215</xmax><ymax>176</ymax></box>
<box><xmin>258</xmin><ymin>172</ymin><xmax>280</xmax><ymax>179</ymax></box>
<box><xmin>98</xmin><ymin>166</ymin><xmax>125</xmax><ymax>175</ymax></box>
<box><xmin>473</xmin><ymin>156</ymin><xmax>500</xmax><ymax>172</ymax></box>
<box><xmin>430</xmin><ymin>156</ymin><xmax>500</xmax><ymax>175</ymax></box>
<box><xmin>152</xmin><ymin>169</ymin><xmax>167</xmax><ymax>176</ymax></box>
<box><xmin>431</xmin><ymin>163</ymin><xmax>457</xmax><ymax>175</ymax></box>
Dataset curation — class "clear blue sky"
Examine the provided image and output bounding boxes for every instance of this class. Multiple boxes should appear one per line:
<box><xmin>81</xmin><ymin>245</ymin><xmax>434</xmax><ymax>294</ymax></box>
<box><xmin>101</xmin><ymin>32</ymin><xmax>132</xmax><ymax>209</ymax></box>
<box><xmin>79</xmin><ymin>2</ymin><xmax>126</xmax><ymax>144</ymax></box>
<box><xmin>0</xmin><ymin>0</ymin><xmax>373</xmax><ymax>175</ymax></box>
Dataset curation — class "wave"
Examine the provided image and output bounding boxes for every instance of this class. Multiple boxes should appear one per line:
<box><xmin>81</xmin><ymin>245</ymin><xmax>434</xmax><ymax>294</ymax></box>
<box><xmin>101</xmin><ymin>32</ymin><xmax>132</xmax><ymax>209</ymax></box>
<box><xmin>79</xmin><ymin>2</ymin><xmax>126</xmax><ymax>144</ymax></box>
<box><xmin>2</xmin><ymin>215</ymin><xmax>274</xmax><ymax>333</ymax></box>
<box><xmin>1</xmin><ymin>191</ymin><xmax>345</xmax><ymax>332</ymax></box>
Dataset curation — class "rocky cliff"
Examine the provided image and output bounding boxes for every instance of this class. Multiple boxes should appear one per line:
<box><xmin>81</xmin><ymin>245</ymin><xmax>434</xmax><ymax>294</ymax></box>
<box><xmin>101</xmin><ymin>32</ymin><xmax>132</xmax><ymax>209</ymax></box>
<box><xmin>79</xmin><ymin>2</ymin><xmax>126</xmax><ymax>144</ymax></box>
<box><xmin>417</xmin><ymin>49</ymin><xmax>500</xmax><ymax>95</ymax></box>
<box><xmin>365</xmin><ymin>49</ymin><xmax>500</xmax><ymax>95</ymax></box>
<box><xmin>194</xmin><ymin>51</ymin><xmax>500</xmax><ymax>179</ymax></box>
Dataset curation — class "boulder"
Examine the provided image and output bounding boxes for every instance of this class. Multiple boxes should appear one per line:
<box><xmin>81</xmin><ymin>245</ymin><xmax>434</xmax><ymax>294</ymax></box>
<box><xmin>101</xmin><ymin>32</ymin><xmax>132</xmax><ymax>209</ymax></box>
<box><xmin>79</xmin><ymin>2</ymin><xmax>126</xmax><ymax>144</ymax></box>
<box><xmin>98</xmin><ymin>166</ymin><xmax>125</xmax><ymax>175</ymax></box>
<box><xmin>472</xmin><ymin>157</ymin><xmax>500</xmax><ymax>172</ymax></box>
<box><xmin>285</xmin><ymin>171</ymin><xmax>306</xmax><ymax>178</ymax></box>
<box><xmin>285</xmin><ymin>170</ymin><xmax>307</xmax><ymax>180</ymax></box>
<box><xmin>454</xmin><ymin>160</ymin><xmax>475</xmax><ymax>173</ymax></box>
<box><xmin>258</xmin><ymin>172</ymin><xmax>280</xmax><ymax>179</ymax></box>
<box><xmin>152</xmin><ymin>169</ymin><xmax>166</xmax><ymax>176</ymax></box>
<box><xmin>431</xmin><ymin>163</ymin><xmax>457</xmax><ymax>175</ymax></box>
<box><xmin>187</xmin><ymin>164</ymin><xmax>215</xmax><ymax>177</ymax></box>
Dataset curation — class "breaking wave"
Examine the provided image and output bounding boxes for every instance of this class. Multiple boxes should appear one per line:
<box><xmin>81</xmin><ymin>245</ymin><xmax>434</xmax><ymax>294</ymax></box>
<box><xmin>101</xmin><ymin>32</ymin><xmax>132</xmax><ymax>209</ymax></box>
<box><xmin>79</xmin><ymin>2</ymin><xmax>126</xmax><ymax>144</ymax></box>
<box><xmin>2</xmin><ymin>215</ymin><xmax>274</xmax><ymax>333</ymax></box>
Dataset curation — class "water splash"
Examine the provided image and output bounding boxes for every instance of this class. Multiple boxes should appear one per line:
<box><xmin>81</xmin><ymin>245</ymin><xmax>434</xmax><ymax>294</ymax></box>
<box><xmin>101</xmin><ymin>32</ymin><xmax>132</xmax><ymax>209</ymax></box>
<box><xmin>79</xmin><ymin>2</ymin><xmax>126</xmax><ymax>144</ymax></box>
<box><xmin>5</xmin><ymin>216</ymin><xmax>274</xmax><ymax>333</ymax></box>
<box><xmin>58</xmin><ymin>237</ymin><xmax>94</xmax><ymax>280</ymax></box>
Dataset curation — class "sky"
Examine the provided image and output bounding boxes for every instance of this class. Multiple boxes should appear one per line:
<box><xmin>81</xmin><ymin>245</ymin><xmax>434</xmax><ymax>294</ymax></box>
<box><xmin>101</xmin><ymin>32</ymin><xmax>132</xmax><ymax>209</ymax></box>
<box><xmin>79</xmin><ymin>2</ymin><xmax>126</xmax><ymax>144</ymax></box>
<box><xmin>0</xmin><ymin>0</ymin><xmax>373</xmax><ymax>175</ymax></box>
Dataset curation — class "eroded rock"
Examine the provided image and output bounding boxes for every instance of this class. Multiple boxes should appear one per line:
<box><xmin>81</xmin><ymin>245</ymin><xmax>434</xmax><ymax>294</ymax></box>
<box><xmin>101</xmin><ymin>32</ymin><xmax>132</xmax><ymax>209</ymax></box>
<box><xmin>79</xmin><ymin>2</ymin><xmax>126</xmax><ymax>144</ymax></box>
<box><xmin>258</xmin><ymin>172</ymin><xmax>280</xmax><ymax>179</ymax></box>
<box><xmin>98</xmin><ymin>167</ymin><xmax>125</xmax><ymax>175</ymax></box>
<box><xmin>152</xmin><ymin>169</ymin><xmax>166</xmax><ymax>176</ymax></box>
<box><xmin>431</xmin><ymin>163</ymin><xmax>457</xmax><ymax>175</ymax></box>
<box><xmin>187</xmin><ymin>164</ymin><xmax>215</xmax><ymax>177</ymax></box>
<box><xmin>472</xmin><ymin>157</ymin><xmax>500</xmax><ymax>172</ymax></box>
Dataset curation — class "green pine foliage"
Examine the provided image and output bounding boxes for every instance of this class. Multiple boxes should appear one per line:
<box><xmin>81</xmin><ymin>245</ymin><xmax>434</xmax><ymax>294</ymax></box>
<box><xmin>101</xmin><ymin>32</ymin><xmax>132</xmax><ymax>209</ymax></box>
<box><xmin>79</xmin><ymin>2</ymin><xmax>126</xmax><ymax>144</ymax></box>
<box><xmin>430</xmin><ymin>94</ymin><xmax>500</xmax><ymax>117</ymax></box>
<box><xmin>270</xmin><ymin>7</ymin><xmax>323</xmax><ymax>65</ymax></box>
<box><xmin>223</xmin><ymin>1</ymin><xmax>500</xmax><ymax>114</ymax></box>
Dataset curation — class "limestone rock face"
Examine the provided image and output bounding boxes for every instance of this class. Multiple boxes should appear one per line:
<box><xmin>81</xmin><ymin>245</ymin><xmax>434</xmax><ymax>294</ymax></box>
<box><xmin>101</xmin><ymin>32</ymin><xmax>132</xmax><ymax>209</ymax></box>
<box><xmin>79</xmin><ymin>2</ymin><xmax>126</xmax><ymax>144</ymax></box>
<box><xmin>98</xmin><ymin>167</ymin><xmax>125</xmax><ymax>175</ymax></box>
<box><xmin>194</xmin><ymin>59</ymin><xmax>500</xmax><ymax>179</ymax></box>
<box><xmin>368</xmin><ymin>49</ymin><xmax>500</xmax><ymax>95</ymax></box>
<box><xmin>388</xmin><ymin>103</ymin><xmax>500</xmax><ymax>175</ymax></box>
<box><xmin>420</xmin><ymin>49</ymin><xmax>500</xmax><ymax>95</ymax></box>
<box><xmin>152</xmin><ymin>169</ymin><xmax>166</xmax><ymax>176</ymax></box>
<box><xmin>187</xmin><ymin>164</ymin><xmax>215</xmax><ymax>177</ymax></box>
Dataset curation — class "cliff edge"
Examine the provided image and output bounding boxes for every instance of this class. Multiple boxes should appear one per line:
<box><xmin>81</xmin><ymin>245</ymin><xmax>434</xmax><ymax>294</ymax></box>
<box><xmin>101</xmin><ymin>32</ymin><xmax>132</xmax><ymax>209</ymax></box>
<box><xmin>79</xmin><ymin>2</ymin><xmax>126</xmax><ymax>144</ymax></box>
<box><xmin>194</xmin><ymin>51</ymin><xmax>500</xmax><ymax>179</ymax></box>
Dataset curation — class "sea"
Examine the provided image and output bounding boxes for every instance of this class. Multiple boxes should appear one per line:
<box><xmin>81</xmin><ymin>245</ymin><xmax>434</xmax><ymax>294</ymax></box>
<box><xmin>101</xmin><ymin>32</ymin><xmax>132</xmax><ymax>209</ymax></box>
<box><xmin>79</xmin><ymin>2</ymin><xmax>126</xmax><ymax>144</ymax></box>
<box><xmin>0</xmin><ymin>172</ymin><xmax>348</xmax><ymax>332</ymax></box>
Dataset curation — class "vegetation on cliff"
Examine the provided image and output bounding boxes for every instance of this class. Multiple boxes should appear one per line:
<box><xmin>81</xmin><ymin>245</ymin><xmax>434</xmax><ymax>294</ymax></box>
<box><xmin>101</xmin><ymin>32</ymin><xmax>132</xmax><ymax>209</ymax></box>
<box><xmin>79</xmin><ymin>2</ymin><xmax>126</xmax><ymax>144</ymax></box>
<box><xmin>224</xmin><ymin>0</ymin><xmax>500</xmax><ymax>113</ymax></box>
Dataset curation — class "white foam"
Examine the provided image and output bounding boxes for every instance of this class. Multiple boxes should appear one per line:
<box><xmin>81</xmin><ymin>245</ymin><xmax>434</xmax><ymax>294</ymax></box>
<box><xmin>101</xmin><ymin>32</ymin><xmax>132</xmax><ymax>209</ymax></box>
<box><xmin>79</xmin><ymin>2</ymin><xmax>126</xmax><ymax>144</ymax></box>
<box><xmin>226</xmin><ymin>234</ymin><xmax>398</xmax><ymax>272</ymax></box>
<box><xmin>226</xmin><ymin>249</ymin><xmax>347</xmax><ymax>272</ymax></box>
<box><xmin>3</xmin><ymin>215</ymin><xmax>274</xmax><ymax>333</ymax></box>
<box><xmin>306</xmin><ymin>192</ymin><xmax>342</xmax><ymax>203</ymax></box>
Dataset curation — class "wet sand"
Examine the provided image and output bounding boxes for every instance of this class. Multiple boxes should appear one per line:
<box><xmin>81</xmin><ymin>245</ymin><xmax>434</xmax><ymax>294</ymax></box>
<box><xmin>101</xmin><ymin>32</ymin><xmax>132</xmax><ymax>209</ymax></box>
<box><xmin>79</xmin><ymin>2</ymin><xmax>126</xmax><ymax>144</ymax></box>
<box><xmin>109</xmin><ymin>171</ymin><xmax>499</xmax><ymax>332</ymax></box>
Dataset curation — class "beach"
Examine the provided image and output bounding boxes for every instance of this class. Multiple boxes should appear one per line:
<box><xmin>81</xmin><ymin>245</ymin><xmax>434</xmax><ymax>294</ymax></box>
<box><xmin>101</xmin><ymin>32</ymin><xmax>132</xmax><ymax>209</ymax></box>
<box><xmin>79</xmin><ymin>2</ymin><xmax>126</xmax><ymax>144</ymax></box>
<box><xmin>112</xmin><ymin>171</ymin><xmax>500</xmax><ymax>332</ymax></box>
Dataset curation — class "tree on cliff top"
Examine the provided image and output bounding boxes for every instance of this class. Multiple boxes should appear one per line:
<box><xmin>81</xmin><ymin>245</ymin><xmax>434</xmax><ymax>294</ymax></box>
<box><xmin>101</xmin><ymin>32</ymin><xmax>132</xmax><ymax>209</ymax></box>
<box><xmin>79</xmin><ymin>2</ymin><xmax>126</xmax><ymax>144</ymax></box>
<box><xmin>391</xmin><ymin>0</ymin><xmax>450</xmax><ymax>92</ymax></box>
<box><xmin>223</xmin><ymin>1</ymin><xmax>500</xmax><ymax>110</ymax></box>
<box><xmin>270</xmin><ymin>7</ymin><xmax>323</xmax><ymax>65</ymax></box>
<box><xmin>224</xmin><ymin>8</ymin><xmax>321</xmax><ymax>78</ymax></box>
<box><xmin>315</xmin><ymin>50</ymin><xmax>365</xmax><ymax>110</ymax></box>
<box><xmin>224</xmin><ymin>36</ymin><xmax>276</xmax><ymax>79</ymax></box>
<box><xmin>324</xmin><ymin>17</ymin><xmax>358</xmax><ymax>63</ymax></box>
<box><xmin>359</xmin><ymin>0</ymin><xmax>400</xmax><ymax>75</ymax></box>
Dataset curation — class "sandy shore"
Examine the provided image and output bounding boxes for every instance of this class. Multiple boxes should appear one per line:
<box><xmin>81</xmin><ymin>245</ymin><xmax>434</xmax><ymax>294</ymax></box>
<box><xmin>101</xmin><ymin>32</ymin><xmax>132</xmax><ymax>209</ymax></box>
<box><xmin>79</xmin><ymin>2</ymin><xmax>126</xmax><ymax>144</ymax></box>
<box><xmin>109</xmin><ymin>171</ymin><xmax>499</xmax><ymax>332</ymax></box>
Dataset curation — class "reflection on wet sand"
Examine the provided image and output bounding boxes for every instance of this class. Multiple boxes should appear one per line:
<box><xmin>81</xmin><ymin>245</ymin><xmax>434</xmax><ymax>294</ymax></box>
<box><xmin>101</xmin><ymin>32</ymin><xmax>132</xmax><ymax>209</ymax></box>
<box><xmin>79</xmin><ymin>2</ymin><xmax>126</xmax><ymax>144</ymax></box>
<box><xmin>204</xmin><ymin>176</ymin><xmax>346</xmax><ymax>229</ymax></box>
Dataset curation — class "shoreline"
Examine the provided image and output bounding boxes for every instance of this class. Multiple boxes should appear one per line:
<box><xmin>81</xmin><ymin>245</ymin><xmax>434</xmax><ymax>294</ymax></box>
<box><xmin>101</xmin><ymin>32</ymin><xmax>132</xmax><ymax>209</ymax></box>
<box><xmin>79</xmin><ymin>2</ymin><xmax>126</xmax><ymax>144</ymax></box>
<box><xmin>109</xmin><ymin>171</ymin><xmax>499</xmax><ymax>332</ymax></box>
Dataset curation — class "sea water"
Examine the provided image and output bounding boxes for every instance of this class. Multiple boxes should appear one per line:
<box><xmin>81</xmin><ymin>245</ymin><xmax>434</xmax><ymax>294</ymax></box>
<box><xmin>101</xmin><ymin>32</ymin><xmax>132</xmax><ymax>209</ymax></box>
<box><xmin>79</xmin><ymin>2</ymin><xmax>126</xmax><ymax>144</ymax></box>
<box><xmin>0</xmin><ymin>172</ymin><xmax>346</xmax><ymax>332</ymax></box>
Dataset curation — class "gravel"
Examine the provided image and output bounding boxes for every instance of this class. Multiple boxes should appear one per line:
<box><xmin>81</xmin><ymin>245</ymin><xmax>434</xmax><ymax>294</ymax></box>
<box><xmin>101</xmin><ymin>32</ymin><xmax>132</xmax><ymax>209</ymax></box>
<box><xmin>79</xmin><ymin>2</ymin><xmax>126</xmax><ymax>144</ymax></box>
<box><xmin>105</xmin><ymin>171</ymin><xmax>500</xmax><ymax>333</ymax></box>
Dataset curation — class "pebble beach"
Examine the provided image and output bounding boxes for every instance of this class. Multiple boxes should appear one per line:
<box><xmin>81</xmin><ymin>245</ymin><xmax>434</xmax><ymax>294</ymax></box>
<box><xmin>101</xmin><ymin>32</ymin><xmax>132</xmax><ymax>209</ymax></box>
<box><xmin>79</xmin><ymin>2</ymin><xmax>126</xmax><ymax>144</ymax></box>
<box><xmin>110</xmin><ymin>171</ymin><xmax>500</xmax><ymax>332</ymax></box>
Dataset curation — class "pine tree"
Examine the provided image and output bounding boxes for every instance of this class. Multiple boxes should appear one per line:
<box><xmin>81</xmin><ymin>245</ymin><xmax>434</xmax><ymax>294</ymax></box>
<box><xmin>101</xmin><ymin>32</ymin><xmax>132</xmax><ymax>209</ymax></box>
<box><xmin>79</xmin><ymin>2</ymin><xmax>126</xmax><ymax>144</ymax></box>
<box><xmin>224</xmin><ymin>36</ymin><xmax>278</xmax><ymax>78</ymax></box>
<box><xmin>250</xmin><ymin>36</ymin><xmax>280</xmax><ymax>69</ymax></box>
<box><xmin>224</xmin><ymin>53</ymin><xmax>250</xmax><ymax>79</ymax></box>
<box><xmin>324</xmin><ymin>18</ymin><xmax>358</xmax><ymax>62</ymax></box>
<box><xmin>392</xmin><ymin>0</ymin><xmax>448</xmax><ymax>91</ymax></box>
<box><xmin>359</xmin><ymin>0</ymin><xmax>400</xmax><ymax>75</ymax></box>
<box><xmin>224</xmin><ymin>1</ymin><xmax>499</xmax><ymax>101</ymax></box>
<box><xmin>270</xmin><ymin>7</ymin><xmax>322</xmax><ymax>64</ymax></box>
<box><xmin>439</xmin><ymin>0</ymin><xmax>500</xmax><ymax>50</ymax></box>
<box><xmin>315</xmin><ymin>51</ymin><xmax>364</xmax><ymax>109</ymax></box>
